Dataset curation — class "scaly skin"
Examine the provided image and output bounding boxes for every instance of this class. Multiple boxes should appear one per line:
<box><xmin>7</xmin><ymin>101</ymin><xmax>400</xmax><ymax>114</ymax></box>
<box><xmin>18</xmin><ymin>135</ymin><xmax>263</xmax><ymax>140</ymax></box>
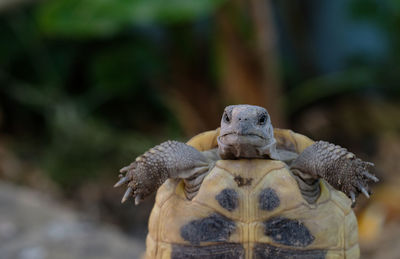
<box><xmin>115</xmin><ymin>141</ymin><xmax>209</xmax><ymax>204</ymax></box>
<box><xmin>115</xmin><ymin>105</ymin><xmax>378</xmax><ymax>206</ymax></box>
<box><xmin>291</xmin><ymin>141</ymin><xmax>378</xmax><ymax>206</ymax></box>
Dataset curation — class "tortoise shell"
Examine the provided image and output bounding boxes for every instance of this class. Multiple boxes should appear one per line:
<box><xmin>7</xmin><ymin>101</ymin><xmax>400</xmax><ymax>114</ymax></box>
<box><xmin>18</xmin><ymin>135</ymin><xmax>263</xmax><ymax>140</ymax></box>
<box><xmin>145</xmin><ymin>129</ymin><xmax>359</xmax><ymax>259</ymax></box>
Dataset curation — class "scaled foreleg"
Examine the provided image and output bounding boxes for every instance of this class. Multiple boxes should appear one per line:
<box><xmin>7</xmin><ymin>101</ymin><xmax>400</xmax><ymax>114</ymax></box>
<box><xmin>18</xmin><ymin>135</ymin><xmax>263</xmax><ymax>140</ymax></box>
<box><xmin>115</xmin><ymin>141</ymin><xmax>211</xmax><ymax>205</ymax></box>
<box><xmin>291</xmin><ymin>141</ymin><xmax>378</xmax><ymax>207</ymax></box>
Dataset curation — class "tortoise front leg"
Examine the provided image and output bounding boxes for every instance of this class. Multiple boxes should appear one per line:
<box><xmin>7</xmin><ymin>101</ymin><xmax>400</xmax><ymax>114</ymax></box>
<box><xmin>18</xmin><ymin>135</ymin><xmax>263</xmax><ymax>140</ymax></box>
<box><xmin>114</xmin><ymin>141</ymin><xmax>211</xmax><ymax>205</ymax></box>
<box><xmin>291</xmin><ymin>141</ymin><xmax>378</xmax><ymax>207</ymax></box>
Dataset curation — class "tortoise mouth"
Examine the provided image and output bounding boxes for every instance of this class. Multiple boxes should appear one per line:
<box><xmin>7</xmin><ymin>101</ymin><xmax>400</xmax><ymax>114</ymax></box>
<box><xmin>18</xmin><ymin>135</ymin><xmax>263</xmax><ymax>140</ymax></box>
<box><xmin>218</xmin><ymin>132</ymin><xmax>268</xmax><ymax>149</ymax></box>
<box><xmin>217</xmin><ymin>133</ymin><xmax>276</xmax><ymax>159</ymax></box>
<box><xmin>220</xmin><ymin>132</ymin><xmax>265</xmax><ymax>140</ymax></box>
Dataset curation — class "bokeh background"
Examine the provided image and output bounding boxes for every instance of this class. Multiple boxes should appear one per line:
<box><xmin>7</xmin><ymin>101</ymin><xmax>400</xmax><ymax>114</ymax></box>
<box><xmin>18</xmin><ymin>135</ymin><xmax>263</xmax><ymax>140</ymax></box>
<box><xmin>1</xmin><ymin>0</ymin><xmax>400</xmax><ymax>258</ymax></box>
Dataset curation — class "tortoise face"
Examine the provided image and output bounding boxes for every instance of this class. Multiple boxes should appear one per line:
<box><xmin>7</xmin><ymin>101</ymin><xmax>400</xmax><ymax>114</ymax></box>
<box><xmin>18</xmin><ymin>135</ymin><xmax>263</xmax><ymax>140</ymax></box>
<box><xmin>217</xmin><ymin>104</ymin><xmax>279</xmax><ymax>159</ymax></box>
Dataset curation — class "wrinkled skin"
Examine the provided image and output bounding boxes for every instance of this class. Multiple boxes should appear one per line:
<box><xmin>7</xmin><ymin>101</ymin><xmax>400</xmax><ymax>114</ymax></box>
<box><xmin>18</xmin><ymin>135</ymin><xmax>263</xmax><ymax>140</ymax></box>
<box><xmin>115</xmin><ymin>104</ymin><xmax>378</xmax><ymax>206</ymax></box>
<box><xmin>217</xmin><ymin>105</ymin><xmax>279</xmax><ymax>160</ymax></box>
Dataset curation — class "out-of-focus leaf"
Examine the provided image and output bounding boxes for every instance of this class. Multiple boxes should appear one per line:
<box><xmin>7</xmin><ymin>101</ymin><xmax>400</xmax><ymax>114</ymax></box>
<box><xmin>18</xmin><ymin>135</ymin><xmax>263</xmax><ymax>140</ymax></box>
<box><xmin>36</xmin><ymin>0</ymin><xmax>225</xmax><ymax>38</ymax></box>
<box><xmin>0</xmin><ymin>23</ymin><xmax>23</xmax><ymax>66</ymax></box>
<box><xmin>286</xmin><ymin>68</ymin><xmax>377</xmax><ymax>113</ymax></box>
<box><xmin>350</xmin><ymin>0</ymin><xmax>400</xmax><ymax>20</ymax></box>
<box><xmin>90</xmin><ymin>42</ymin><xmax>164</xmax><ymax>95</ymax></box>
<box><xmin>5</xmin><ymin>84</ymin><xmax>54</xmax><ymax>112</ymax></box>
<box><xmin>349</xmin><ymin>0</ymin><xmax>400</xmax><ymax>36</ymax></box>
<box><xmin>349</xmin><ymin>0</ymin><xmax>381</xmax><ymax>20</ymax></box>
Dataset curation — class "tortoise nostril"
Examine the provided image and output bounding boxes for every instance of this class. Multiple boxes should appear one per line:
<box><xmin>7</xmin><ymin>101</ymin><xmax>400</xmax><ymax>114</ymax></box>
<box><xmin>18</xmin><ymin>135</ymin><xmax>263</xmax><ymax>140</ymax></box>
<box><xmin>238</xmin><ymin>118</ymin><xmax>242</xmax><ymax>121</ymax></box>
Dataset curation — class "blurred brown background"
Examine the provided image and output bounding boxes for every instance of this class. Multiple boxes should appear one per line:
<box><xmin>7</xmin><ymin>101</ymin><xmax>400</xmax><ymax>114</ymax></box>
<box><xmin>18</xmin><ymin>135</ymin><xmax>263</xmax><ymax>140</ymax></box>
<box><xmin>0</xmin><ymin>0</ymin><xmax>399</xmax><ymax>258</ymax></box>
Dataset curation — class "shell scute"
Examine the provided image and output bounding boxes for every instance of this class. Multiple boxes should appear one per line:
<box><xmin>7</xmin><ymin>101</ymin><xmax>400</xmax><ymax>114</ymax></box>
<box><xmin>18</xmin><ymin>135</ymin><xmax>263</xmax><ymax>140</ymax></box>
<box><xmin>146</xmin><ymin>129</ymin><xmax>359</xmax><ymax>258</ymax></box>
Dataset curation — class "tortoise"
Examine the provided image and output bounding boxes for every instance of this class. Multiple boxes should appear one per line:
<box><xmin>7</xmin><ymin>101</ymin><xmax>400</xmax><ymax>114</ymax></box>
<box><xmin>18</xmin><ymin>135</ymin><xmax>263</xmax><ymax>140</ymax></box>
<box><xmin>114</xmin><ymin>104</ymin><xmax>378</xmax><ymax>259</ymax></box>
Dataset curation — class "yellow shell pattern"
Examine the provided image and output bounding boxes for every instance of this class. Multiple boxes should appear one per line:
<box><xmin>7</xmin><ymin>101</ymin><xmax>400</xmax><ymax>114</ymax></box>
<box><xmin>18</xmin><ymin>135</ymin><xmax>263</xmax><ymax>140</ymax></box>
<box><xmin>145</xmin><ymin>129</ymin><xmax>359</xmax><ymax>259</ymax></box>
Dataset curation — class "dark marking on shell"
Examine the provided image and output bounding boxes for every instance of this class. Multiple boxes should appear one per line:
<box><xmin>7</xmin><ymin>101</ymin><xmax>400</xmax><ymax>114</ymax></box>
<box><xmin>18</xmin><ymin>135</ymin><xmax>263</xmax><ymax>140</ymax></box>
<box><xmin>253</xmin><ymin>243</ymin><xmax>326</xmax><ymax>259</ymax></box>
<box><xmin>264</xmin><ymin>217</ymin><xmax>314</xmax><ymax>247</ymax></box>
<box><xmin>259</xmin><ymin>188</ymin><xmax>280</xmax><ymax>211</ymax></box>
<box><xmin>172</xmin><ymin>243</ymin><xmax>245</xmax><ymax>259</ymax></box>
<box><xmin>180</xmin><ymin>213</ymin><xmax>236</xmax><ymax>245</ymax></box>
<box><xmin>234</xmin><ymin>176</ymin><xmax>253</xmax><ymax>187</ymax></box>
<box><xmin>215</xmin><ymin>188</ymin><xmax>239</xmax><ymax>211</ymax></box>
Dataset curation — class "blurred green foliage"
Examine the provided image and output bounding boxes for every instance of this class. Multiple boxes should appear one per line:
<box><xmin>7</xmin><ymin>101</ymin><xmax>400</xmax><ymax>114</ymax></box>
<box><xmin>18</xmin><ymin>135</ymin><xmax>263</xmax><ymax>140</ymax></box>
<box><xmin>0</xmin><ymin>0</ymin><xmax>400</xmax><ymax>190</ymax></box>
<box><xmin>282</xmin><ymin>0</ymin><xmax>400</xmax><ymax>112</ymax></box>
<box><xmin>37</xmin><ymin>0</ymin><xmax>224</xmax><ymax>37</ymax></box>
<box><xmin>0</xmin><ymin>0</ymin><xmax>225</xmax><ymax>187</ymax></box>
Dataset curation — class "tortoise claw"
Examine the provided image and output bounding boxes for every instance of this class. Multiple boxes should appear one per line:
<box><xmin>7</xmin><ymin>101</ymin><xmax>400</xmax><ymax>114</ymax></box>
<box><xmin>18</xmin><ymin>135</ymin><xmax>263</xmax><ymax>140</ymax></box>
<box><xmin>135</xmin><ymin>195</ymin><xmax>142</xmax><ymax>206</ymax></box>
<box><xmin>362</xmin><ymin>171</ymin><xmax>379</xmax><ymax>182</ymax></box>
<box><xmin>114</xmin><ymin>176</ymin><xmax>129</xmax><ymax>188</ymax></box>
<box><xmin>121</xmin><ymin>187</ymin><xmax>133</xmax><ymax>203</ymax></box>
<box><xmin>366</xmin><ymin>162</ymin><xmax>375</xmax><ymax>167</ymax></box>
<box><xmin>350</xmin><ymin>191</ymin><xmax>356</xmax><ymax>207</ymax></box>
<box><xmin>120</xmin><ymin>165</ymin><xmax>131</xmax><ymax>173</ymax></box>
<box><xmin>360</xmin><ymin>186</ymin><xmax>370</xmax><ymax>199</ymax></box>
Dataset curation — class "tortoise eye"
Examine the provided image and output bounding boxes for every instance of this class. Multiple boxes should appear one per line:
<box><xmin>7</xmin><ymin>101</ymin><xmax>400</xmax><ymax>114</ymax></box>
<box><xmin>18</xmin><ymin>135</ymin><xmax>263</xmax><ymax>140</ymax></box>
<box><xmin>223</xmin><ymin>113</ymin><xmax>230</xmax><ymax>123</ymax></box>
<box><xmin>258</xmin><ymin>114</ymin><xmax>267</xmax><ymax>125</ymax></box>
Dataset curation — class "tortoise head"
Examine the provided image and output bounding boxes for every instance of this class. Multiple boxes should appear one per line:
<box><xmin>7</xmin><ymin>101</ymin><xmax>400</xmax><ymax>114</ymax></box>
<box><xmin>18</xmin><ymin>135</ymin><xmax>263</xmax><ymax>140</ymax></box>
<box><xmin>217</xmin><ymin>104</ymin><xmax>279</xmax><ymax>160</ymax></box>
